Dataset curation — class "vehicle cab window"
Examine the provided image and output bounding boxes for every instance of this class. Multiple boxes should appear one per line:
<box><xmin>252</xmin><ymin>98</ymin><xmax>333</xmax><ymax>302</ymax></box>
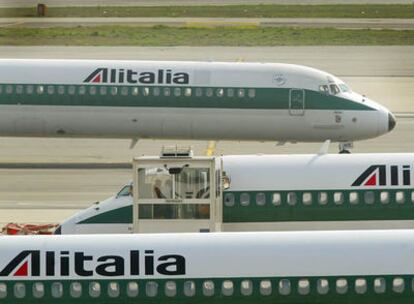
<box><xmin>137</xmin><ymin>166</ymin><xmax>210</xmax><ymax>220</ymax></box>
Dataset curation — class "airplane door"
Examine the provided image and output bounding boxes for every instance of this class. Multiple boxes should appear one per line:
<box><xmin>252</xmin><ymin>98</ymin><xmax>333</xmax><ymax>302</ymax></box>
<box><xmin>289</xmin><ymin>89</ymin><xmax>305</xmax><ymax>116</ymax></box>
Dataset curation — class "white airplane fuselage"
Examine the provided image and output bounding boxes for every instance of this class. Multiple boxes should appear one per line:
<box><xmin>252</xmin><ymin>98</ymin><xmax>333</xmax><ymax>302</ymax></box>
<box><xmin>0</xmin><ymin>59</ymin><xmax>395</xmax><ymax>142</ymax></box>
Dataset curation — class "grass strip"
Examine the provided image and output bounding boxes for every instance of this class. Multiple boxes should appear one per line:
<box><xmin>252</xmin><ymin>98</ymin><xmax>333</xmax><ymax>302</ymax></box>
<box><xmin>1</xmin><ymin>4</ymin><xmax>413</xmax><ymax>19</ymax></box>
<box><xmin>1</xmin><ymin>26</ymin><xmax>413</xmax><ymax>46</ymax></box>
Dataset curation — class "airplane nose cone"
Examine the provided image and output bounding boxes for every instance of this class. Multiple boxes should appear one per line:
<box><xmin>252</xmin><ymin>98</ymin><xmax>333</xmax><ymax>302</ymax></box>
<box><xmin>388</xmin><ymin>113</ymin><xmax>396</xmax><ymax>132</ymax></box>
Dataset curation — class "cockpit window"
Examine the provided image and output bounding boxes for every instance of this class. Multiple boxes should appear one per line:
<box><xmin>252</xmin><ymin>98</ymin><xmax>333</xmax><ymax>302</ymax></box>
<box><xmin>339</xmin><ymin>83</ymin><xmax>351</xmax><ymax>93</ymax></box>
<box><xmin>117</xmin><ymin>185</ymin><xmax>132</xmax><ymax>197</ymax></box>
<box><xmin>319</xmin><ymin>85</ymin><xmax>329</xmax><ymax>94</ymax></box>
<box><xmin>329</xmin><ymin>84</ymin><xmax>340</xmax><ymax>95</ymax></box>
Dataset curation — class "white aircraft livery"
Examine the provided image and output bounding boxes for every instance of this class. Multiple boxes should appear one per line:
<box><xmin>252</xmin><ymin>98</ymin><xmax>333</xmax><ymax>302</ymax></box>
<box><xmin>57</xmin><ymin>153</ymin><xmax>414</xmax><ymax>234</ymax></box>
<box><xmin>1</xmin><ymin>231</ymin><xmax>414</xmax><ymax>303</ymax></box>
<box><xmin>0</xmin><ymin>59</ymin><xmax>395</xmax><ymax>143</ymax></box>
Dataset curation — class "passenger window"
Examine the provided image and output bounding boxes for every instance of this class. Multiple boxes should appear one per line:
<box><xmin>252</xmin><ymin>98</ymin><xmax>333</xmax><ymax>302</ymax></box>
<box><xmin>248</xmin><ymin>89</ymin><xmax>255</xmax><ymax>98</ymax></box>
<box><xmin>89</xmin><ymin>86</ymin><xmax>96</xmax><ymax>95</ymax></box>
<box><xmin>195</xmin><ymin>88</ymin><xmax>202</xmax><ymax>97</ymax></box>
<box><xmin>121</xmin><ymin>87</ymin><xmax>128</xmax><ymax>96</ymax></box>
<box><xmin>298</xmin><ymin>279</ymin><xmax>310</xmax><ymax>295</ymax></box>
<box><xmin>203</xmin><ymin>280</ymin><xmax>214</xmax><ymax>296</ymax></box>
<box><xmin>396</xmin><ymin>191</ymin><xmax>405</xmax><ymax>204</ymax></box>
<box><xmin>279</xmin><ymin>279</ymin><xmax>291</xmax><ymax>295</ymax></box>
<box><xmin>79</xmin><ymin>86</ymin><xmax>86</xmax><ymax>95</ymax></box>
<box><xmin>272</xmin><ymin>193</ymin><xmax>281</xmax><ymax>206</ymax></box>
<box><xmin>380</xmin><ymin>191</ymin><xmax>390</xmax><ymax>204</ymax></box>
<box><xmin>241</xmin><ymin>280</ymin><xmax>253</xmax><ymax>296</ymax></box>
<box><xmin>393</xmin><ymin>277</ymin><xmax>405</xmax><ymax>293</ymax></box>
<box><xmin>206</xmin><ymin>88</ymin><xmax>213</xmax><ymax>97</ymax></box>
<box><xmin>349</xmin><ymin>192</ymin><xmax>359</xmax><ymax>204</ymax></box>
<box><xmin>374</xmin><ymin>277</ymin><xmax>386</xmax><ymax>294</ymax></box>
<box><xmin>0</xmin><ymin>85</ymin><xmax>2</xmax><ymax>94</ymax></box>
<box><xmin>110</xmin><ymin>87</ymin><xmax>118</xmax><ymax>95</ymax></box>
<box><xmin>57</xmin><ymin>86</ymin><xmax>65</xmax><ymax>95</ymax></box>
<box><xmin>216</xmin><ymin>88</ymin><xmax>224</xmax><ymax>97</ymax></box>
<box><xmin>47</xmin><ymin>85</ymin><xmax>55</xmax><ymax>95</ymax></box>
<box><xmin>317</xmin><ymin>279</ymin><xmax>329</xmax><ymax>295</ymax></box>
<box><xmin>127</xmin><ymin>282</ymin><xmax>139</xmax><ymax>297</ymax></box>
<box><xmin>364</xmin><ymin>191</ymin><xmax>375</xmax><ymax>204</ymax></box>
<box><xmin>318</xmin><ymin>192</ymin><xmax>328</xmax><ymax>205</ymax></box>
<box><xmin>287</xmin><ymin>192</ymin><xmax>297</xmax><ymax>206</ymax></box>
<box><xmin>153</xmin><ymin>87</ymin><xmax>160</xmax><ymax>96</ymax></box>
<box><xmin>184</xmin><ymin>88</ymin><xmax>192</xmax><ymax>97</ymax></box>
<box><xmin>131</xmin><ymin>87</ymin><xmax>139</xmax><ymax>96</ymax></box>
<box><xmin>222</xmin><ymin>280</ymin><xmax>234</xmax><ymax>296</ymax></box>
<box><xmin>33</xmin><ymin>282</ymin><xmax>44</xmax><ymax>298</ymax></box>
<box><xmin>355</xmin><ymin>278</ymin><xmax>367</xmax><ymax>294</ymax></box>
<box><xmin>143</xmin><ymin>87</ymin><xmax>150</xmax><ymax>96</ymax></box>
<box><xmin>68</xmin><ymin>85</ymin><xmax>76</xmax><ymax>95</ymax></box>
<box><xmin>37</xmin><ymin>85</ymin><xmax>44</xmax><ymax>94</ymax></box>
<box><xmin>16</xmin><ymin>85</ymin><xmax>23</xmax><ymax>94</ymax></box>
<box><xmin>224</xmin><ymin>193</ymin><xmax>235</xmax><ymax>207</ymax></box>
<box><xmin>336</xmin><ymin>278</ymin><xmax>348</xmax><ymax>294</ymax></box>
<box><xmin>99</xmin><ymin>86</ymin><xmax>107</xmax><ymax>95</ymax></box>
<box><xmin>412</xmin><ymin>191</ymin><xmax>414</xmax><ymax>203</ymax></box>
<box><xmin>0</xmin><ymin>283</ymin><xmax>6</xmax><ymax>298</ymax></box>
<box><xmin>52</xmin><ymin>282</ymin><xmax>63</xmax><ymax>298</ymax></box>
<box><xmin>108</xmin><ymin>282</ymin><xmax>119</xmax><ymax>298</ymax></box>
<box><xmin>303</xmin><ymin>192</ymin><xmax>312</xmax><ymax>205</ymax></box>
<box><xmin>256</xmin><ymin>192</ymin><xmax>266</xmax><ymax>206</ymax></box>
<box><xmin>174</xmin><ymin>88</ymin><xmax>181</xmax><ymax>97</ymax></box>
<box><xmin>260</xmin><ymin>280</ymin><xmax>272</xmax><ymax>296</ymax></box>
<box><xmin>165</xmin><ymin>281</ymin><xmax>176</xmax><ymax>297</ymax></box>
<box><xmin>164</xmin><ymin>87</ymin><xmax>171</xmax><ymax>96</ymax></box>
<box><xmin>240</xmin><ymin>193</ymin><xmax>250</xmax><ymax>206</ymax></box>
<box><xmin>70</xmin><ymin>282</ymin><xmax>82</xmax><ymax>298</ymax></box>
<box><xmin>6</xmin><ymin>85</ymin><xmax>13</xmax><ymax>94</ymax></box>
<box><xmin>14</xmin><ymin>283</ymin><xmax>25</xmax><ymax>298</ymax></box>
<box><xmin>334</xmin><ymin>192</ymin><xmax>344</xmax><ymax>205</ymax></box>
<box><xmin>26</xmin><ymin>85</ymin><xmax>34</xmax><ymax>94</ymax></box>
<box><xmin>184</xmin><ymin>281</ymin><xmax>196</xmax><ymax>297</ymax></box>
<box><xmin>227</xmin><ymin>88</ymin><xmax>234</xmax><ymax>97</ymax></box>
<box><xmin>88</xmin><ymin>282</ymin><xmax>100</xmax><ymax>298</ymax></box>
<box><xmin>146</xmin><ymin>281</ymin><xmax>158</xmax><ymax>297</ymax></box>
<box><xmin>238</xmin><ymin>89</ymin><xmax>245</xmax><ymax>98</ymax></box>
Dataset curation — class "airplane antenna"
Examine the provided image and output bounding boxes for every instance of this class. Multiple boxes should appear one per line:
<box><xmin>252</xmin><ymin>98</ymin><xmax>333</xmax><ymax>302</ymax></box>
<box><xmin>318</xmin><ymin>140</ymin><xmax>331</xmax><ymax>155</ymax></box>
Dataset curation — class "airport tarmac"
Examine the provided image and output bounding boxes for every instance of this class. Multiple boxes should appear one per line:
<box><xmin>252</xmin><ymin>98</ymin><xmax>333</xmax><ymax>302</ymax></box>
<box><xmin>0</xmin><ymin>45</ymin><xmax>413</xmax><ymax>227</ymax></box>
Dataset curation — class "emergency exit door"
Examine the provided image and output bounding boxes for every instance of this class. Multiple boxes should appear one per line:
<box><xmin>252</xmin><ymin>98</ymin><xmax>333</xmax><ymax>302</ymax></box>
<box><xmin>289</xmin><ymin>89</ymin><xmax>305</xmax><ymax>116</ymax></box>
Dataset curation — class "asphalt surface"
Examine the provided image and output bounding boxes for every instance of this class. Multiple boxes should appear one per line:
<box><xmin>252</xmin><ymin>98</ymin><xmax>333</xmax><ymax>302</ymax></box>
<box><xmin>0</xmin><ymin>45</ymin><xmax>412</xmax><ymax>227</ymax></box>
<box><xmin>3</xmin><ymin>17</ymin><xmax>414</xmax><ymax>29</ymax></box>
<box><xmin>0</xmin><ymin>0</ymin><xmax>411</xmax><ymax>7</ymax></box>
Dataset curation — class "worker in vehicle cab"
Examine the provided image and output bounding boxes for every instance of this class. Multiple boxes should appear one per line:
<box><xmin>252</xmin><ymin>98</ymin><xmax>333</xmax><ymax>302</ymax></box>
<box><xmin>153</xmin><ymin>179</ymin><xmax>166</xmax><ymax>199</ymax></box>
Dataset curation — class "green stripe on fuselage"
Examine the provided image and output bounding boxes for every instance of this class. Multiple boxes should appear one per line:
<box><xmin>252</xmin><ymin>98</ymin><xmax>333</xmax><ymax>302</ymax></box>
<box><xmin>2</xmin><ymin>275</ymin><xmax>414</xmax><ymax>304</ymax></box>
<box><xmin>0</xmin><ymin>84</ymin><xmax>374</xmax><ymax>111</ymax></box>
<box><xmin>223</xmin><ymin>189</ymin><xmax>414</xmax><ymax>222</ymax></box>
<box><xmin>78</xmin><ymin>188</ymin><xmax>414</xmax><ymax>225</ymax></box>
